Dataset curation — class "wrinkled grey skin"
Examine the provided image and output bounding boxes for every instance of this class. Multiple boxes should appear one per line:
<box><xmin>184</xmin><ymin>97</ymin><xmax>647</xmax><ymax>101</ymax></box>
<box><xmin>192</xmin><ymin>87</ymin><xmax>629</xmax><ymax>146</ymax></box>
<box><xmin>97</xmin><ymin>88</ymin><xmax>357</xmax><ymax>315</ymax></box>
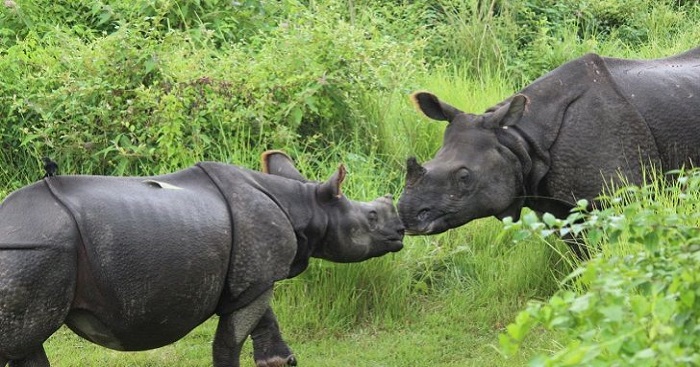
<box><xmin>399</xmin><ymin>47</ymin><xmax>700</xmax><ymax>254</ymax></box>
<box><xmin>0</xmin><ymin>151</ymin><xmax>404</xmax><ymax>367</ymax></box>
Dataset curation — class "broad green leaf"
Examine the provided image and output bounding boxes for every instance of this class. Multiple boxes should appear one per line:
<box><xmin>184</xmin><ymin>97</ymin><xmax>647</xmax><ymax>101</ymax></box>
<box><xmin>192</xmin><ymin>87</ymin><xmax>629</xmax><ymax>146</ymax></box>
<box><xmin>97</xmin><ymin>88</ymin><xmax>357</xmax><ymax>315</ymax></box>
<box><xmin>287</xmin><ymin>106</ymin><xmax>303</xmax><ymax>127</ymax></box>
<box><xmin>570</xmin><ymin>293</ymin><xmax>593</xmax><ymax>314</ymax></box>
<box><xmin>599</xmin><ymin>305</ymin><xmax>624</xmax><ymax>322</ymax></box>
<box><xmin>542</xmin><ymin>212</ymin><xmax>557</xmax><ymax>226</ymax></box>
<box><xmin>558</xmin><ymin>347</ymin><xmax>585</xmax><ymax>366</ymax></box>
<box><xmin>634</xmin><ymin>348</ymin><xmax>656</xmax><ymax>359</ymax></box>
<box><xmin>680</xmin><ymin>289</ymin><xmax>695</xmax><ymax>308</ymax></box>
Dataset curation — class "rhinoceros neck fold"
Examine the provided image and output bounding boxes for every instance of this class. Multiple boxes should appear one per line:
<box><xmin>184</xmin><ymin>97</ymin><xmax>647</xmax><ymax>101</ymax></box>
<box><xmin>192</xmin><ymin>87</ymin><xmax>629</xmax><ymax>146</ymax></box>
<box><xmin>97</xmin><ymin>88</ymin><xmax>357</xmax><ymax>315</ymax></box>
<box><xmin>498</xmin><ymin>125</ymin><xmax>550</xmax><ymax>198</ymax></box>
<box><xmin>196</xmin><ymin>162</ymin><xmax>326</xmax><ymax>280</ymax></box>
<box><xmin>239</xmin><ymin>172</ymin><xmax>328</xmax><ymax>277</ymax></box>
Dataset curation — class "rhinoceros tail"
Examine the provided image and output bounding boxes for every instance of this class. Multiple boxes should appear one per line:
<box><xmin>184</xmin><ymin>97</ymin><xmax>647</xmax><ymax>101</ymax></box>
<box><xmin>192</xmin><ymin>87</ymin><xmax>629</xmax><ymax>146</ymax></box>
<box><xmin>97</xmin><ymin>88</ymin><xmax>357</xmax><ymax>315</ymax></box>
<box><xmin>41</xmin><ymin>156</ymin><xmax>59</xmax><ymax>179</ymax></box>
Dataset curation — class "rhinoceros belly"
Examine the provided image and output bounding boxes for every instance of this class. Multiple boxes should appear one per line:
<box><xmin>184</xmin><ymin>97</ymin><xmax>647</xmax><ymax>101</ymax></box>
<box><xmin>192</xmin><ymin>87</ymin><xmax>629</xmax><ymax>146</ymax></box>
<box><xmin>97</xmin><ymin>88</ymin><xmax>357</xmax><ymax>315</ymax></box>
<box><xmin>48</xmin><ymin>168</ymin><xmax>233</xmax><ymax>351</ymax></box>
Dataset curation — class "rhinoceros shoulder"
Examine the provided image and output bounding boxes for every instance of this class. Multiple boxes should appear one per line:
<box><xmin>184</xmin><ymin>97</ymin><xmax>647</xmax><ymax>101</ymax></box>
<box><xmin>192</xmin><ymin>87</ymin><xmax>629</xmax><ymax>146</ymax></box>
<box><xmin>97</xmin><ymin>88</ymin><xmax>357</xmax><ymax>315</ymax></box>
<box><xmin>196</xmin><ymin>162</ymin><xmax>298</xmax><ymax>313</ymax></box>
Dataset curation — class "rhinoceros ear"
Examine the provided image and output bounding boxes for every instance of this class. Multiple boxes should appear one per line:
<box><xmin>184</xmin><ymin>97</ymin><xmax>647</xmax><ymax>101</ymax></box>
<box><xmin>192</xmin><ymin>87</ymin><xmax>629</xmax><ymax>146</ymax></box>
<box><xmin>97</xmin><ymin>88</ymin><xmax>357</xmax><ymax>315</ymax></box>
<box><xmin>410</xmin><ymin>91</ymin><xmax>463</xmax><ymax>122</ymax></box>
<box><xmin>261</xmin><ymin>150</ymin><xmax>307</xmax><ymax>182</ymax></box>
<box><xmin>318</xmin><ymin>164</ymin><xmax>346</xmax><ymax>202</ymax></box>
<box><xmin>485</xmin><ymin>94</ymin><xmax>528</xmax><ymax>128</ymax></box>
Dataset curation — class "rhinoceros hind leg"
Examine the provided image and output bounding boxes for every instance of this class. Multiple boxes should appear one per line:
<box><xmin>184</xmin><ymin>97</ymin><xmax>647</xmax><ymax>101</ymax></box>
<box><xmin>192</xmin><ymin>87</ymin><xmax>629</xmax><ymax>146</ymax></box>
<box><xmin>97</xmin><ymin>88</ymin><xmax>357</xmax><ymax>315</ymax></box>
<box><xmin>0</xmin><ymin>248</ymin><xmax>75</xmax><ymax>367</ymax></box>
<box><xmin>7</xmin><ymin>346</ymin><xmax>49</xmax><ymax>367</ymax></box>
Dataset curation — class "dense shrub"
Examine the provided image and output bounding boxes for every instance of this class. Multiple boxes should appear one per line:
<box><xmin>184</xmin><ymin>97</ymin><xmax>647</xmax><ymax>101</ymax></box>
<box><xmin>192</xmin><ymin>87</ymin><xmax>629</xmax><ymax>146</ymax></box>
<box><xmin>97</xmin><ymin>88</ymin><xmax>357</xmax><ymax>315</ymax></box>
<box><xmin>0</xmin><ymin>1</ymin><xmax>421</xmax><ymax>179</ymax></box>
<box><xmin>500</xmin><ymin>170</ymin><xmax>700</xmax><ymax>366</ymax></box>
<box><xmin>0</xmin><ymin>0</ymin><xmax>291</xmax><ymax>48</ymax></box>
<box><xmin>3</xmin><ymin>1</ymin><xmax>698</xmax><ymax>181</ymax></box>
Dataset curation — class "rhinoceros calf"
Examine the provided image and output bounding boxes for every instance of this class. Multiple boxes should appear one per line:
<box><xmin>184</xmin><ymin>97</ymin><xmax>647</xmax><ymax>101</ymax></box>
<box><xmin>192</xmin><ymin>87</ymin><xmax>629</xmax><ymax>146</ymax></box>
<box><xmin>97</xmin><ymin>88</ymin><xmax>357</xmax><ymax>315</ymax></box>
<box><xmin>0</xmin><ymin>151</ymin><xmax>404</xmax><ymax>367</ymax></box>
<box><xmin>398</xmin><ymin>47</ymin><xmax>700</xmax><ymax>255</ymax></box>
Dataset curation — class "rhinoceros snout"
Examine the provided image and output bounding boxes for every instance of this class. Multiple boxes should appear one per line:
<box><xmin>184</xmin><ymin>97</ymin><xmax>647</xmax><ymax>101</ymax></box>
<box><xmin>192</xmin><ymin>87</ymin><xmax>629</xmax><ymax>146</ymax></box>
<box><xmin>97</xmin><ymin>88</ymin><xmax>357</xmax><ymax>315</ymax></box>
<box><xmin>398</xmin><ymin>204</ymin><xmax>450</xmax><ymax>236</ymax></box>
<box><xmin>396</xmin><ymin>197</ymin><xmax>430</xmax><ymax>234</ymax></box>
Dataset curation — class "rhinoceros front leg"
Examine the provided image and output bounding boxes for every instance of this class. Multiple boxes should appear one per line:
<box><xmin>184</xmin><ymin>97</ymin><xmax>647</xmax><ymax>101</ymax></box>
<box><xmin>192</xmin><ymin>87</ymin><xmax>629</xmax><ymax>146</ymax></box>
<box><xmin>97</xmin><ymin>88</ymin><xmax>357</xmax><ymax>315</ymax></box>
<box><xmin>213</xmin><ymin>289</ymin><xmax>273</xmax><ymax>367</ymax></box>
<box><xmin>251</xmin><ymin>308</ymin><xmax>296</xmax><ymax>367</ymax></box>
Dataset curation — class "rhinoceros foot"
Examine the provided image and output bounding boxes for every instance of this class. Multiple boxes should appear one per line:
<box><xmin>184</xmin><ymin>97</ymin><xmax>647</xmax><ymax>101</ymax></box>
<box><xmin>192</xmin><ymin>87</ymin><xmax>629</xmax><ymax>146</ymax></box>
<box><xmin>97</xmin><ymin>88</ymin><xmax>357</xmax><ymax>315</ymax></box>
<box><xmin>254</xmin><ymin>336</ymin><xmax>296</xmax><ymax>367</ymax></box>
<box><xmin>255</xmin><ymin>354</ymin><xmax>297</xmax><ymax>367</ymax></box>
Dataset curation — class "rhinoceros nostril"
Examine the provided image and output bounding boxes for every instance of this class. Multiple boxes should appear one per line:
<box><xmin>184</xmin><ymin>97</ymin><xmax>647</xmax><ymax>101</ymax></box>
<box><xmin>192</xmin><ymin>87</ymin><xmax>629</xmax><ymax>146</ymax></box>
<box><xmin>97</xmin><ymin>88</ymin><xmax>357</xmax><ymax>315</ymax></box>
<box><xmin>417</xmin><ymin>209</ymin><xmax>431</xmax><ymax>222</ymax></box>
<box><xmin>397</xmin><ymin>227</ymin><xmax>405</xmax><ymax>237</ymax></box>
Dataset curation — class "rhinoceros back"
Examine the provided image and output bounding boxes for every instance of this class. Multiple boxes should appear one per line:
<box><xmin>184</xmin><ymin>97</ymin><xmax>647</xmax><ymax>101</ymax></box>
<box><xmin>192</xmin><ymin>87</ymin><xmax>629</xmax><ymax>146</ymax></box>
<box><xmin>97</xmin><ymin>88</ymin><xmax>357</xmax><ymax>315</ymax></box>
<box><xmin>44</xmin><ymin>167</ymin><xmax>233</xmax><ymax>351</ymax></box>
<box><xmin>604</xmin><ymin>47</ymin><xmax>700</xmax><ymax>169</ymax></box>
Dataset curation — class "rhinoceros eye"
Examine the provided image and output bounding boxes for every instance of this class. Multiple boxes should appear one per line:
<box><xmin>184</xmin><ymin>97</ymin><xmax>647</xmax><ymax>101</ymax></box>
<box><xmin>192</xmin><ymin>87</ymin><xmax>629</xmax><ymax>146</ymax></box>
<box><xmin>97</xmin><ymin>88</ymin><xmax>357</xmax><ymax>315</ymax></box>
<box><xmin>368</xmin><ymin>210</ymin><xmax>378</xmax><ymax>222</ymax></box>
<box><xmin>368</xmin><ymin>210</ymin><xmax>378</xmax><ymax>228</ymax></box>
<box><xmin>456</xmin><ymin>167</ymin><xmax>471</xmax><ymax>183</ymax></box>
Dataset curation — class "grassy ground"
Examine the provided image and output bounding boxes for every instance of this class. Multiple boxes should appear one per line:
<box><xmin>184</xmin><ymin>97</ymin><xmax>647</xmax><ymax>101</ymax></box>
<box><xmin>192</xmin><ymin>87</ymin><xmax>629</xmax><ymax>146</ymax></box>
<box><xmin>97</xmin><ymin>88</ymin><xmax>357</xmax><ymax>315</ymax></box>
<box><xmin>44</xmin><ymin>317</ymin><xmax>553</xmax><ymax>367</ymax></box>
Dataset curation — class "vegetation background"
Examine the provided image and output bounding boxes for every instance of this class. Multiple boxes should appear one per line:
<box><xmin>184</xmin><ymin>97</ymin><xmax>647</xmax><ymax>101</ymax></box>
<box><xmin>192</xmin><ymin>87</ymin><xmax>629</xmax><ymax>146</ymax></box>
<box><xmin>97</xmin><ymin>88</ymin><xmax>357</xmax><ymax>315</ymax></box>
<box><xmin>1</xmin><ymin>0</ymin><xmax>699</xmax><ymax>366</ymax></box>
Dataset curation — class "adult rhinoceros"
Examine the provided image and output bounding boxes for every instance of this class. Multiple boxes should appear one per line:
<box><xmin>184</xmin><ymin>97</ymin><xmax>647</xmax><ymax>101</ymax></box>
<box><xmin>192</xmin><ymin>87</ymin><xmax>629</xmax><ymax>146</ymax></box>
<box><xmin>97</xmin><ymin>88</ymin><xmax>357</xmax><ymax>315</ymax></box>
<box><xmin>0</xmin><ymin>151</ymin><xmax>404</xmax><ymax>367</ymax></box>
<box><xmin>398</xmin><ymin>47</ymin><xmax>700</xmax><ymax>255</ymax></box>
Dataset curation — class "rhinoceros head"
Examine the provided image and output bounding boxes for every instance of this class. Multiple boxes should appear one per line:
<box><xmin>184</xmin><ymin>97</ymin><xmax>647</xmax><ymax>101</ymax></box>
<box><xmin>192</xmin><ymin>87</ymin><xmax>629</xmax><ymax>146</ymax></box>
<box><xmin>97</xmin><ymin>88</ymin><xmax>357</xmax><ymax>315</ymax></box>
<box><xmin>398</xmin><ymin>91</ymin><xmax>529</xmax><ymax>235</ymax></box>
<box><xmin>262</xmin><ymin>151</ymin><xmax>404</xmax><ymax>263</ymax></box>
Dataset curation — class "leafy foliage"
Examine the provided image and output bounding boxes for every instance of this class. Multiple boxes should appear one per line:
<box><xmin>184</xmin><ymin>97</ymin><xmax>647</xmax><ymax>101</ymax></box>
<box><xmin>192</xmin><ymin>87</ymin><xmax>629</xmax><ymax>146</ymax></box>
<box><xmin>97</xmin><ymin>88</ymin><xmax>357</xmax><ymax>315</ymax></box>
<box><xmin>500</xmin><ymin>170</ymin><xmax>700</xmax><ymax>366</ymax></box>
<box><xmin>1</xmin><ymin>1</ymin><xmax>421</xmax><ymax>180</ymax></box>
<box><xmin>0</xmin><ymin>0</ymin><xmax>289</xmax><ymax>47</ymax></box>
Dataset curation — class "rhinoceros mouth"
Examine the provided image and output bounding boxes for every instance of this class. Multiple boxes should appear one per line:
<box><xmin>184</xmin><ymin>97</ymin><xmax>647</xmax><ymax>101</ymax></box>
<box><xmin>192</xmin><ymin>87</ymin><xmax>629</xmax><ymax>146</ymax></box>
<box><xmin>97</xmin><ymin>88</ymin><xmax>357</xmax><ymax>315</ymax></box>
<box><xmin>404</xmin><ymin>215</ymin><xmax>452</xmax><ymax>236</ymax></box>
<box><xmin>405</xmin><ymin>226</ymin><xmax>449</xmax><ymax>236</ymax></box>
<box><xmin>386</xmin><ymin>239</ymin><xmax>404</xmax><ymax>251</ymax></box>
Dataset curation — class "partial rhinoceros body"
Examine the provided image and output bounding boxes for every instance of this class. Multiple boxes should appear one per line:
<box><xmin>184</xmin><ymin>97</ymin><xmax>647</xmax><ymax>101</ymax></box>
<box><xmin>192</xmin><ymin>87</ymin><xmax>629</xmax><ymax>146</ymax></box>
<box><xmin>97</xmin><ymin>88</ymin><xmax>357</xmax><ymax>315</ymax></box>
<box><xmin>399</xmin><ymin>47</ymin><xmax>700</xmax><ymax>242</ymax></box>
<box><xmin>0</xmin><ymin>152</ymin><xmax>404</xmax><ymax>367</ymax></box>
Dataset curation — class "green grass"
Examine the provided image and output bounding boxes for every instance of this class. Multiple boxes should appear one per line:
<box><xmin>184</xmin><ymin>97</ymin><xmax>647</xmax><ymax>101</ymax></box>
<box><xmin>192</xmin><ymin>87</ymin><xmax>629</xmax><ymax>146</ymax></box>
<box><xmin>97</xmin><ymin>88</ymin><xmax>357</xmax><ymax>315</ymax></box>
<box><xmin>44</xmin><ymin>312</ymin><xmax>559</xmax><ymax>367</ymax></box>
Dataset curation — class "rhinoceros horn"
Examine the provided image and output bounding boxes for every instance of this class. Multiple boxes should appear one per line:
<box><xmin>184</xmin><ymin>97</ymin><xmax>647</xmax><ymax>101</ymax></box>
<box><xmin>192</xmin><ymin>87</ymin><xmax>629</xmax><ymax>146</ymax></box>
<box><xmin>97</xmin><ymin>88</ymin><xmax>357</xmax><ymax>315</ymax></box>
<box><xmin>405</xmin><ymin>157</ymin><xmax>426</xmax><ymax>187</ymax></box>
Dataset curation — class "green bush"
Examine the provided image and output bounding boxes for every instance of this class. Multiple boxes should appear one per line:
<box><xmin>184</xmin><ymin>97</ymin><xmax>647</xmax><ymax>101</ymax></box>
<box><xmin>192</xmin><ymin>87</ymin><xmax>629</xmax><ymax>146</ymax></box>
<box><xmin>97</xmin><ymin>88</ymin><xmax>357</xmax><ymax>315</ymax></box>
<box><xmin>0</xmin><ymin>0</ymin><xmax>292</xmax><ymax>48</ymax></box>
<box><xmin>500</xmin><ymin>170</ymin><xmax>700</xmax><ymax>366</ymax></box>
<box><xmin>3</xmin><ymin>0</ymin><xmax>698</xmax><ymax>182</ymax></box>
<box><xmin>1</xmin><ymin>2</ymin><xmax>421</xmax><ymax>180</ymax></box>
